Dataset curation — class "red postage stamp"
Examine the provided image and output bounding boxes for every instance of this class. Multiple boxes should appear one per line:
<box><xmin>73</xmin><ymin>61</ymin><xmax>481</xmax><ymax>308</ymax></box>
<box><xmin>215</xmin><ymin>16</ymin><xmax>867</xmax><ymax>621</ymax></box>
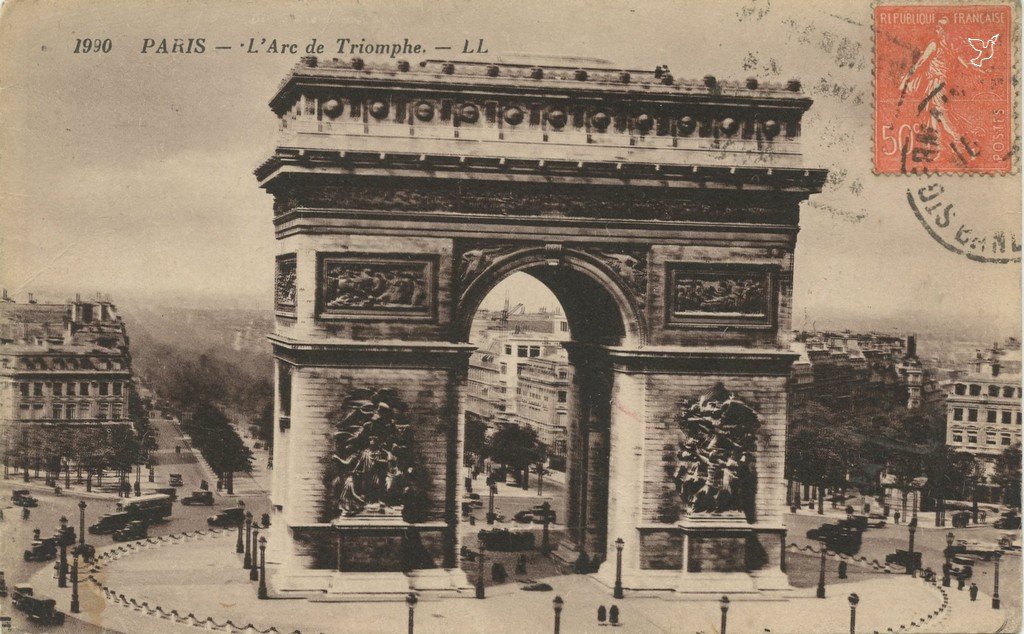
<box><xmin>874</xmin><ymin>4</ymin><xmax>1014</xmax><ymax>174</ymax></box>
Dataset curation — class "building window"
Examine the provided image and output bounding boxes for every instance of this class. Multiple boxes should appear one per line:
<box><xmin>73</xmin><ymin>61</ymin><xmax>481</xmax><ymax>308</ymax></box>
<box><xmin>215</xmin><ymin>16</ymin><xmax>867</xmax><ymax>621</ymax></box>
<box><xmin>99</xmin><ymin>382</ymin><xmax>109</xmax><ymax>396</ymax></box>
<box><xmin>1004</xmin><ymin>386</ymin><xmax>1015</xmax><ymax>398</ymax></box>
<box><xmin>529</xmin><ymin>346</ymin><xmax>540</xmax><ymax>357</ymax></box>
<box><xmin>952</xmin><ymin>432</ymin><xmax>963</xmax><ymax>443</ymax></box>
<box><xmin>954</xmin><ymin>383</ymin><xmax>966</xmax><ymax>395</ymax></box>
<box><xmin>987</xmin><ymin>410</ymin><xmax>998</xmax><ymax>423</ymax></box>
<box><xmin>986</xmin><ymin>431</ymin><xmax>997</xmax><ymax>445</ymax></box>
<box><xmin>505</xmin><ymin>345</ymin><xmax>512</xmax><ymax>355</ymax></box>
<box><xmin>557</xmin><ymin>369</ymin><xmax>568</xmax><ymax>380</ymax></box>
<box><xmin>953</xmin><ymin>408</ymin><xmax>964</xmax><ymax>421</ymax></box>
<box><xmin>98</xmin><ymin>402</ymin><xmax>109</xmax><ymax>420</ymax></box>
<box><xmin>53</xmin><ymin>382</ymin><xmax>62</xmax><ymax>396</ymax></box>
<box><xmin>967</xmin><ymin>431</ymin><xmax>978</xmax><ymax>444</ymax></box>
<box><xmin>80</xmin><ymin>382</ymin><xmax>90</xmax><ymax>396</ymax></box>
<box><xmin>557</xmin><ymin>390</ymin><xmax>567</xmax><ymax>403</ymax></box>
<box><xmin>968</xmin><ymin>409</ymin><xmax>978</xmax><ymax>422</ymax></box>
<box><xmin>969</xmin><ymin>384</ymin><xmax>981</xmax><ymax>396</ymax></box>
<box><xmin>80</xmin><ymin>402</ymin><xmax>90</xmax><ymax>418</ymax></box>
<box><xmin>1002</xmin><ymin>433</ymin><xmax>1012</xmax><ymax>446</ymax></box>
<box><xmin>112</xmin><ymin>403</ymin><xmax>122</xmax><ymax>419</ymax></box>
<box><xmin>517</xmin><ymin>346</ymin><xmax>528</xmax><ymax>358</ymax></box>
<box><xmin>32</xmin><ymin>404</ymin><xmax>43</xmax><ymax>419</ymax></box>
<box><xmin>19</xmin><ymin>404</ymin><xmax>30</xmax><ymax>419</ymax></box>
<box><xmin>33</xmin><ymin>383</ymin><xmax>42</xmax><ymax>397</ymax></box>
<box><xmin>19</xmin><ymin>382</ymin><xmax>29</xmax><ymax>397</ymax></box>
<box><xmin>66</xmin><ymin>404</ymin><xmax>76</xmax><ymax>419</ymax></box>
<box><xmin>560</xmin><ymin>321</ymin><xmax>568</xmax><ymax>332</ymax></box>
<box><xmin>113</xmin><ymin>382</ymin><xmax>122</xmax><ymax>395</ymax></box>
<box><xmin>1018</xmin><ymin>412</ymin><xmax>1022</xmax><ymax>425</ymax></box>
<box><xmin>500</xmin><ymin>363</ymin><xmax>507</xmax><ymax>374</ymax></box>
<box><xmin>1002</xmin><ymin>411</ymin><xmax>1012</xmax><ymax>424</ymax></box>
<box><xmin>53</xmin><ymin>404</ymin><xmax>62</xmax><ymax>419</ymax></box>
<box><xmin>989</xmin><ymin>385</ymin><xmax>1001</xmax><ymax>397</ymax></box>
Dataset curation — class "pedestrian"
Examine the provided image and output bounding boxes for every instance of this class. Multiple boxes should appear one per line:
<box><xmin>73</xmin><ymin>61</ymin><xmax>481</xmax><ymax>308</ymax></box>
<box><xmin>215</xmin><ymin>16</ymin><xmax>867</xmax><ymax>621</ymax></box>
<box><xmin>609</xmin><ymin>605</ymin><xmax>620</xmax><ymax>626</ymax></box>
<box><xmin>21</xmin><ymin>507</ymin><xmax>29</xmax><ymax>521</ymax></box>
<box><xmin>597</xmin><ymin>605</ymin><xmax>607</xmax><ymax>626</ymax></box>
<box><xmin>894</xmin><ymin>510</ymin><xmax>901</xmax><ymax>525</ymax></box>
<box><xmin>957</xmin><ymin>573</ymin><xmax>966</xmax><ymax>591</ymax></box>
<box><xmin>980</xmin><ymin>510</ymin><xmax>987</xmax><ymax>524</ymax></box>
<box><xmin>515</xmin><ymin>554</ymin><xmax>527</xmax><ymax>575</ymax></box>
<box><xmin>838</xmin><ymin>560</ymin><xmax>848</xmax><ymax>579</ymax></box>
<box><xmin>969</xmin><ymin>582</ymin><xmax>978</xmax><ymax>601</ymax></box>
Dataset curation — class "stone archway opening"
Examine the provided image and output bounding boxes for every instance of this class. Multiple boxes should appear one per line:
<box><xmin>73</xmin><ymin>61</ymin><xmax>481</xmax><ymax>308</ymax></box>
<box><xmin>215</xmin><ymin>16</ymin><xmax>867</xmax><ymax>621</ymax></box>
<box><xmin>457</xmin><ymin>254</ymin><xmax>640</xmax><ymax>574</ymax></box>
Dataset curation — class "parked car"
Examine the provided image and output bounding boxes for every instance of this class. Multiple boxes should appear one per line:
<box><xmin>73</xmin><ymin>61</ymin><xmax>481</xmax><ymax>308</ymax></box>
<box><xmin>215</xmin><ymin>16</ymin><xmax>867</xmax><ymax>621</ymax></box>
<box><xmin>89</xmin><ymin>512</ymin><xmax>134</xmax><ymax>535</ymax></box>
<box><xmin>207</xmin><ymin>507</ymin><xmax>245</xmax><ymax>527</ymax></box>
<box><xmin>23</xmin><ymin>538</ymin><xmax>58</xmax><ymax>562</ymax></box>
<box><xmin>530</xmin><ymin>505</ymin><xmax>557</xmax><ymax>523</ymax></box>
<box><xmin>864</xmin><ymin>513</ymin><xmax>887</xmax><ymax>528</ymax></box>
<box><xmin>181</xmin><ymin>490</ymin><xmax>215</xmax><ymax>506</ymax></box>
<box><xmin>513</xmin><ymin>510</ymin><xmax>537</xmax><ymax>524</ymax></box>
<box><xmin>951</xmin><ymin>511</ymin><xmax>972</xmax><ymax>528</ymax></box>
<box><xmin>11</xmin><ymin>490</ymin><xmax>38</xmax><ymax>508</ymax></box>
<box><xmin>998</xmin><ymin>533</ymin><xmax>1021</xmax><ymax>552</ymax></box>
<box><xmin>807</xmin><ymin>524</ymin><xmax>862</xmax><ymax>555</ymax></box>
<box><xmin>113</xmin><ymin>520</ymin><xmax>148</xmax><ymax>542</ymax></box>
<box><xmin>169</xmin><ymin>473</ymin><xmax>184</xmax><ymax>487</ymax></box>
<box><xmin>885</xmin><ymin>549</ymin><xmax>922</xmax><ymax>571</ymax></box>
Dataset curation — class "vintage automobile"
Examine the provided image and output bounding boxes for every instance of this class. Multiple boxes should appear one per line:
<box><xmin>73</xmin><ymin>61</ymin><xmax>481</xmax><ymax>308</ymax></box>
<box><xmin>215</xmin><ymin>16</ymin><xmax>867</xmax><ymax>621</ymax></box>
<box><xmin>998</xmin><ymin>533</ymin><xmax>1022</xmax><ymax>552</ymax></box>
<box><xmin>155</xmin><ymin>486</ymin><xmax>178</xmax><ymax>501</ymax></box>
<box><xmin>169</xmin><ymin>473</ymin><xmax>184</xmax><ymax>487</ymax></box>
<box><xmin>181</xmin><ymin>490</ymin><xmax>215</xmax><ymax>506</ymax></box>
<box><xmin>994</xmin><ymin>511</ymin><xmax>1021</xmax><ymax>530</ymax></box>
<box><xmin>14</xmin><ymin>592</ymin><xmax>65</xmax><ymax>626</ymax></box>
<box><xmin>207</xmin><ymin>506</ymin><xmax>245</xmax><ymax>527</ymax></box>
<box><xmin>11</xmin><ymin>489</ymin><xmax>38</xmax><ymax>508</ymax></box>
<box><xmin>11</xmin><ymin>584</ymin><xmax>33</xmax><ymax>605</ymax></box>
<box><xmin>885</xmin><ymin>549</ymin><xmax>923</xmax><ymax>571</ymax></box>
<box><xmin>89</xmin><ymin>511</ymin><xmax>134</xmax><ymax>535</ymax></box>
<box><xmin>807</xmin><ymin>524</ymin><xmax>862</xmax><ymax>556</ymax></box>
<box><xmin>112</xmin><ymin>520</ymin><xmax>148</xmax><ymax>542</ymax></box>
<box><xmin>956</xmin><ymin>539</ymin><xmax>1002</xmax><ymax>561</ymax></box>
<box><xmin>950</xmin><ymin>511</ymin><xmax>973</xmax><ymax>528</ymax></box>
<box><xmin>23</xmin><ymin>537</ymin><xmax>58</xmax><ymax>562</ymax></box>
<box><xmin>513</xmin><ymin>510</ymin><xmax>537</xmax><ymax>524</ymax></box>
<box><xmin>530</xmin><ymin>505</ymin><xmax>557</xmax><ymax>523</ymax></box>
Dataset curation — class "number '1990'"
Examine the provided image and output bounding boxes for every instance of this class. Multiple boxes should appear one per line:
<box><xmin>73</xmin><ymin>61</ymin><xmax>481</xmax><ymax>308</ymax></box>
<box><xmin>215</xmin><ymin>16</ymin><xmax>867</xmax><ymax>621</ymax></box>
<box><xmin>74</xmin><ymin>38</ymin><xmax>112</xmax><ymax>53</ymax></box>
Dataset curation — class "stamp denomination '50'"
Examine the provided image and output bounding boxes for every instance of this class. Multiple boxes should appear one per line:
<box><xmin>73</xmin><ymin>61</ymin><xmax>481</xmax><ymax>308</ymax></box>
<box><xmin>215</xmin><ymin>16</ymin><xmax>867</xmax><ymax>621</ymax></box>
<box><xmin>875</xmin><ymin>4</ymin><xmax>1013</xmax><ymax>174</ymax></box>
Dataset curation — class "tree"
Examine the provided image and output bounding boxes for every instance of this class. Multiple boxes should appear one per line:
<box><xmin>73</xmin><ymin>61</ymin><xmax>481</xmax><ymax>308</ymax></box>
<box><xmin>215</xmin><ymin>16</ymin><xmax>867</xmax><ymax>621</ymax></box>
<box><xmin>994</xmin><ymin>444</ymin><xmax>1022</xmax><ymax>508</ymax></box>
<box><xmin>486</xmin><ymin>425</ymin><xmax>545</xmax><ymax>489</ymax></box>
<box><xmin>787</xmin><ymin>401</ymin><xmax>863</xmax><ymax>513</ymax></box>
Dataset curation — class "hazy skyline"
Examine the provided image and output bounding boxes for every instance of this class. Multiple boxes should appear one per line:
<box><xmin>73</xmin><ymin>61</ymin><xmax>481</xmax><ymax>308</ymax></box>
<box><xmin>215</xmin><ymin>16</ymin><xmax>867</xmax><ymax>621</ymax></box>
<box><xmin>1</xmin><ymin>0</ymin><xmax>1019</xmax><ymax>334</ymax></box>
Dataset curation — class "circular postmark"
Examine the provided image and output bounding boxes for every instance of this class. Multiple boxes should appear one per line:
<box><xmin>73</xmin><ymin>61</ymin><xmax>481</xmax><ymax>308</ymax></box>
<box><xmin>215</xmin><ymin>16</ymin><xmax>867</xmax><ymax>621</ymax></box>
<box><xmin>905</xmin><ymin>181</ymin><xmax>1021</xmax><ymax>263</ymax></box>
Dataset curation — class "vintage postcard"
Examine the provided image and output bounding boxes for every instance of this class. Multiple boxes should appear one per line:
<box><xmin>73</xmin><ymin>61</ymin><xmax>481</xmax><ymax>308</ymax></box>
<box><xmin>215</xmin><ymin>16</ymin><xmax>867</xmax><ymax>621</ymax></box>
<box><xmin>0</xmin><ymin>1</ymin><xmax>1020</xmax><ymax>633</ymax></box>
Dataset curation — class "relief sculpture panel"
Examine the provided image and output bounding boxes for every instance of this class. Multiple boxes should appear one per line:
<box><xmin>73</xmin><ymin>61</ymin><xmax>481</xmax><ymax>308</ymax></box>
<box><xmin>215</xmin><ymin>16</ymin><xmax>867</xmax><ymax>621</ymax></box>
<box><xmin>275</xmin><ymin>254</ymin><xmax>297</xmax><ymax>314</ymax></box>
<box><xmin>317</xmin><ymin>253</ymin><xmax>437</xmax><ymax>320</ymax></box>
<box><xmin>665</xmin><ymin>263</ymin><xmax>776</xmax><ymax>329</ymax></box>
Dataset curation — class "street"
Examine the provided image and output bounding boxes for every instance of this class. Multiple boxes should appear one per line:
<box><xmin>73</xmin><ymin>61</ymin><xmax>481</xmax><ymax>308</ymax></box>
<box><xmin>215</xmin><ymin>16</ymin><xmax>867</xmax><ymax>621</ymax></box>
<box><xmin>0</xmin><ymin>414</ymin><xmax>271</xmax><ymax>633</ymax></box>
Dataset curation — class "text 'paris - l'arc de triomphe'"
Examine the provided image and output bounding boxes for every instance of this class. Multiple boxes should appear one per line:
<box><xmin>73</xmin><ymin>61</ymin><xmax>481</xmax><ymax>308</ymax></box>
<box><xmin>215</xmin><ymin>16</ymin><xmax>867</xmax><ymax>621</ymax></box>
<box><xmin>255</xmin><ymin>56</ymin><xmax>827</xmax><ymax>599</ymax></box>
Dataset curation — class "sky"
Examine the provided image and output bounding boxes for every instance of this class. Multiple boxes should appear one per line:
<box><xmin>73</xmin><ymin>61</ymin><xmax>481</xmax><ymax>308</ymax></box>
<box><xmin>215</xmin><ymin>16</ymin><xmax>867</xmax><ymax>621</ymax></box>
<box><xmin>0</xmin><ymin>0</ymin><xmax>1020</xmax><ymax>333</ymax></box>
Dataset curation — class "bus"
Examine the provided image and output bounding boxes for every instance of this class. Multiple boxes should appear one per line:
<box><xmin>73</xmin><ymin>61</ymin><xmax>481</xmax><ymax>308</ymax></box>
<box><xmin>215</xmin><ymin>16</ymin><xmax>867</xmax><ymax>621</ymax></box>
<box><xmin>89</xmin><ymin>512</ymin><xmax>134</xmax><ymax>534</ymax></box>
<box><xmin>117</xmin><ymin>493</ymin><xmax>173</xmax><ymax>523</ymax></box>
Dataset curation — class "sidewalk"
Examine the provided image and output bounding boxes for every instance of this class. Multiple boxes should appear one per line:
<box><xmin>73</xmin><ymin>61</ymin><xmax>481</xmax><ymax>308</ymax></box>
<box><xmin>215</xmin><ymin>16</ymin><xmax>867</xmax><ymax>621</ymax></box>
<box><xmin>33</xmin><ymin>530</ymin><xmax>1011</xmax><ymax>634</ymax></box>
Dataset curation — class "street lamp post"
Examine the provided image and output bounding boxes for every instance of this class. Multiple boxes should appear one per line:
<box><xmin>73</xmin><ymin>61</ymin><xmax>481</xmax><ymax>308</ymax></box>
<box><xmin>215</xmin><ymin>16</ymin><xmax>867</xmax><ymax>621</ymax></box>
<box><xmin>236</xmin><ymin>501</ymin><xmax>246</xmax><ymax>554</ymax></box>
<box><xmin>945</xmin><ymin>532</ymin><xmax>955</xmax><ymax>563</ymax></box>
<box><xmin>613</xmin><ymin>537</ymin><xmax>625</xmax><ymax>599</ymax></box>
<box><xmin>552</xmin><ymin>595</ymin><xmax>564</xmax><ymax>634</ymax></box>
<box><xmin>848</xmin><ymin>593</ymin><xmax>859</xmax><ymax>634</ymax></box>
<box><xmin>148</xmin><ymin>462</ymin><xmax>154</xmax><ymax>483</ymax></box>
<box><xmin>487</xmin><ymin>483</ymin><xmax>496</xmax><ymax>525</ymax></box>
<box><xmin>58</xmin><ymin>516</ymin><xmax>69</xmax><ymax>588</ymax></box>
<box><xmin>406</xmin><ymin>592</ymin><xmax>418</xmax><ymax>634</ymax></box>
<box><xmin>537</xmin><ymin>463</ymin><xmax>544</xmax><ymax>497</ymax></box>
<box><xmin>475</xmin><ymin>531</ymin><xmax>486</xmax><ymax>599</ymax></box>
<box><xmin>540</xmin><ymin>501</ymin><xmax>551</xmax><ymax>555</ymax></box>
<box><xmin>70</xmin><ymin>554</ymin><xmax>81</xmax><ymax>613</ymax></box>
<box><xmin>816</xmin><ymin>539</ymin><xmax>827</xmax><ymax>599</ymax></box>
<box><xmin>258</xmin><ymin>536</ymin><xmax>268</xmax><ymax>599</ymax></box>
<box><xmin>250</xmin><ymin>526</ymin><xmax>261</xmax><ymax>581</ymax></box>
<box><xmin>134</xmin><ymin>463</ymin><xmax>141</xmax><ymax>496</ymax></box>
<box><xmin>78</xmin><ymin>501</ymin><xmax>87</xmax><ymax>546</ymax></box>
<box><xmin>992</xmin><ymin>551</ymin><xmax>1001</xmax><ymax>609</ymax></box>
<box><xmin>720</xmin><ymin>596</ymin><xmax>730</xmax><ymax>634</ymax></box>
<box><xmin>243</xmin><ymin>512</ymin><xmax>253</xmax><ymax>569</ymax></box>
<box><xmin>907</xmin><ymin>519</ymin><xmax>918</xmax><ymax>577</ymax></box>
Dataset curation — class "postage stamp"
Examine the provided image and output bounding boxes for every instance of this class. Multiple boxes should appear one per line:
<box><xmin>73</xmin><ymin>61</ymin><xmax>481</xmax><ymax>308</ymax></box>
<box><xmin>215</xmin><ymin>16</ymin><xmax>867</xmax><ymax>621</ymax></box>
<box><xmin>874</xmin><ymin>3</ymin><xmax>1014</xmax><ymax>174</ymax></box>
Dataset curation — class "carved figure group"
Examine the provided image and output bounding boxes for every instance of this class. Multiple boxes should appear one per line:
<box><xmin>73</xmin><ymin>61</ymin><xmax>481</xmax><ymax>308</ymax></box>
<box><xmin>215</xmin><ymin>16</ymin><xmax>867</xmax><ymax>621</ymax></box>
<box><xmin>326</xmin><ymin>389</ymin><xmax>423</xmax><ymax>519</ymax></box>
<box><xmin>674</xmin><ymin>277</ymin><xmax>764</xmax><ymax>314</ymax></box>
<box><xmin>673</xmin><ymin>383</ymin><xmax>759</xmax><ymax>519</ymax></box>
<box><xmin>275</xmin><ymin>262</ymin><xmax>296</xmax><ymax>307</ymax></box>
<box><xmin>323</xmin><ymin>264</ymin><xmax>427</xmax><ymax>309</ymax></box>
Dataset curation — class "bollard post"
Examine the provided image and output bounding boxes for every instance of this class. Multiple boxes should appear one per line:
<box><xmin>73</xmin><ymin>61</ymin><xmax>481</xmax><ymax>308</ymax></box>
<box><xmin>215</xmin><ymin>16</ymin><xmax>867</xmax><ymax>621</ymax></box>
<box><xmin>258</xmin><ymin>536</ymin><xmax>268</xmax><ymax>599</ymax></box>
<box><xmin>816</xmin><ymin>541</ymin><xmax>827</xmax><ymax>599</ymax></box>
<box><xmin>70</xmin><ymin>554</ymin><xmax>81</xmax><ymax>613</ymax></box>
<box><xmin>848</xmin><ymin>593</ymin><xmax>859</xmax><ymax>634</ymax></box>
<box><xmin>78</xmin><ymin>501</ymin><xmax>87</xmax><ymax>546</ymax></box>
<box><xmin>243</xmin><ymin>513</ymin><xmax>253</xmax><ymax>569</ymax></box>
<box><xmin>992</xmin><ymin>551</ymin><xmax>1001</xmax><ymax>609</ymax></box>
<box><xmin>475</xmin><ymin>532</ymin><xmax>486</xmax><ymax>599</ymax></box>
<box><xmin>250</xmin><ymin>526</ymin><xmax>261</xmax><ymax>581</ymax></box>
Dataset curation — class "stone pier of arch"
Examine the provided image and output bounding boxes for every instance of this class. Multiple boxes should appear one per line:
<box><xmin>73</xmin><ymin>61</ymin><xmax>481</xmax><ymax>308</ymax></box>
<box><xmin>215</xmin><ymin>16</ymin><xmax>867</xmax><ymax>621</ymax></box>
<box><xmin>255</xmin><ymin>56</ymin><xmax>827</xmax><ymax>599</ymax></box>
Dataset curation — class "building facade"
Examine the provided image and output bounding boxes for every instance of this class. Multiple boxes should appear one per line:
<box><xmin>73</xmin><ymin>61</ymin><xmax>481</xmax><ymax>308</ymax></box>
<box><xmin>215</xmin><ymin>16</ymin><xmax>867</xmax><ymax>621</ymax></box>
<box><xmin>0</xmin><ymin>293</ymin><xmax>134</xmax><ymax>472</ymax></box>
<box><xmin>945</xmin><ymin>340</ymin><xmax>1022</xmax><ymax>458</ymax></box>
